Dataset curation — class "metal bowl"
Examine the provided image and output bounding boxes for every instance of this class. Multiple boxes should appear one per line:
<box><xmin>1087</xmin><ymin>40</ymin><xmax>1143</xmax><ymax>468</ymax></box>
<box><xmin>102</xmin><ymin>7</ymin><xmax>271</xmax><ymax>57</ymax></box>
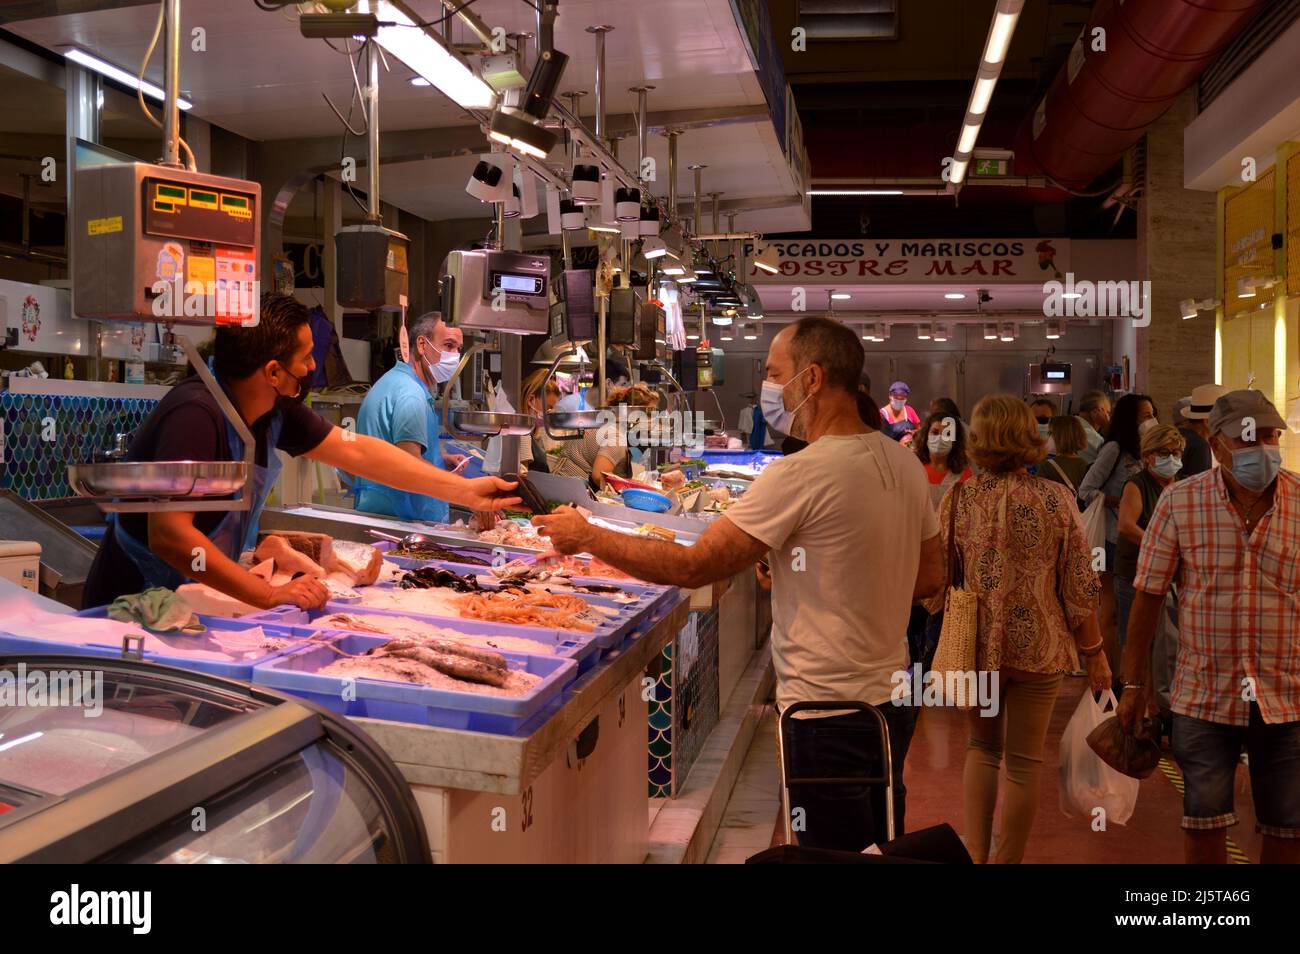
<box><xmin>449</xmin><ymin>410</ymin><xmax>536</xmax><ymax>436</ymax></box>
<box><xmin>68</xmin><ymin>461</ymin><xmax>249</xmax><ymax>498</ymax></box>
<box><xmin>545</xmin><ymin>409</ymin><xmax>606</xmax><ymax>430</ymax></box>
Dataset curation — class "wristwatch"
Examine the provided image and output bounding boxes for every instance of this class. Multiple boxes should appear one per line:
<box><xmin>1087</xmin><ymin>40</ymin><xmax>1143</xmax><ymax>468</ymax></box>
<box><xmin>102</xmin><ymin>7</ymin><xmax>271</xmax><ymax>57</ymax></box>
<box><xmin>1123</xmin><ymin>682</ymin><xmax>1146</xmax><ymax>690</ymax></box>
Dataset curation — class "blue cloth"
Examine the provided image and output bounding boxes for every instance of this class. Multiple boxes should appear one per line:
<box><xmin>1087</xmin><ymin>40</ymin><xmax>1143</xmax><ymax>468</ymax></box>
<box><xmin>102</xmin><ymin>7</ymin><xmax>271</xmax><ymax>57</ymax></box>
<box><xmin>749</xmin><ymin>403</ymin><xmax>768</xmax><ymax>450</ymax></box>
<box><xmin>352</xmin><ymin>361</ymin><xmax>449</xmax><ymax>522</ymax></box>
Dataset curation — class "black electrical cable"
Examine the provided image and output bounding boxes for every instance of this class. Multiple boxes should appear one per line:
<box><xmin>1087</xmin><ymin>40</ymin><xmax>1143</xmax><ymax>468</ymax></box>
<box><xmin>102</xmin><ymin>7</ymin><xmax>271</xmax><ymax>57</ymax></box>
<box><xmin>338</xmin><ymin>41</ymin><xmax>373</xmax><ymax>216</ymax></box>
<box><xmin>252</xmin><ymin>0</ymin><xmax>296</xmax><ymax>10</ymax></box>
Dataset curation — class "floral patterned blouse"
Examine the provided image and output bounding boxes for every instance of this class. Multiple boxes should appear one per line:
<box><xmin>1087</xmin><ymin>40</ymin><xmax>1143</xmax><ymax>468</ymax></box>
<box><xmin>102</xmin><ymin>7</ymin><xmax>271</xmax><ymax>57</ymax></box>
<box><xmin>926</xmin><ymin>472</ymin><xmax>1100</xmax><ymax>674</ymax></box>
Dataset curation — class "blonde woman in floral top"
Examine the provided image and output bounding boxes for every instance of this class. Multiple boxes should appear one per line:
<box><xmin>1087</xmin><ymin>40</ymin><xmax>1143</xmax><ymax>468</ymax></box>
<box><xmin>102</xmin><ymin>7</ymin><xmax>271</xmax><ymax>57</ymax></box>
<box><xmin>927</xmin><ymin>394</ymin><xmax>1110</xmax><ymax>863</ymax></box>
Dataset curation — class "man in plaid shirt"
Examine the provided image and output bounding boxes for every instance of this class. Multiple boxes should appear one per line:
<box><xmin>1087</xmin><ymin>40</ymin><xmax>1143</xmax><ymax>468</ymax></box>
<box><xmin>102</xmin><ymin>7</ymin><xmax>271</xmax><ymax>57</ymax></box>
<box><xmin>1118</xmin><ymin>390</ymin><xmax>1299</xmax><ymax>864</ymax></box>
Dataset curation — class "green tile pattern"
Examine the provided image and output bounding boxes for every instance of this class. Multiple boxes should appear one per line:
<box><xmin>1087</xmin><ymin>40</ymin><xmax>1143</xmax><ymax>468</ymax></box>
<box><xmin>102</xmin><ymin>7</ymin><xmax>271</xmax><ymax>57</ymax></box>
<box><xmin>2</xmin><ymin>394</ymin><xmax>158</xmax><ymax>500</ymax></box>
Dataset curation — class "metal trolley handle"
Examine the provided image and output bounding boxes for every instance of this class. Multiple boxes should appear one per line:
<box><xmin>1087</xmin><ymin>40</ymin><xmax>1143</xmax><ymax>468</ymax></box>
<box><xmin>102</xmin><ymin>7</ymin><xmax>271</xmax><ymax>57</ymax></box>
<box><xmin>777</xmin><ymin>700</ymin><xmax>895</xmax><ymax>847</ymax></box>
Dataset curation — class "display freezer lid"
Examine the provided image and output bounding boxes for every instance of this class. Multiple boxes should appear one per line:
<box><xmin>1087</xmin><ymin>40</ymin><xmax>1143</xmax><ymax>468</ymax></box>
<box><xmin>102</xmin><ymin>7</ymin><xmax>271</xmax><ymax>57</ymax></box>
<box><xmin>0</xmin><ymin>656</ymin><xmax>430</xmax><ymax>863</ymax></box>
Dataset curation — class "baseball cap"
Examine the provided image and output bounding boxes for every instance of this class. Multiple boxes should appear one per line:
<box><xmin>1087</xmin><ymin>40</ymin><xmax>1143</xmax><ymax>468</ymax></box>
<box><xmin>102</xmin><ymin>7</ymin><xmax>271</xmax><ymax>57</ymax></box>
<box><xmin>1207</xmin><ymin>389</ymin><xmax>1286</xmax><ymax>439</ymax></box>
<box><xmin>1184</xmin><ymin>383</ymin><xmax>1230</xmax><ymax>420</ymax></box>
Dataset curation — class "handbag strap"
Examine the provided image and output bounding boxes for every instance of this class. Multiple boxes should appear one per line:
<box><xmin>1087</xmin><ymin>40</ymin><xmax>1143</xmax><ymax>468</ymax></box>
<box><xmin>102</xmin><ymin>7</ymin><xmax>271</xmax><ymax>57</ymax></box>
<box><xmin>946</xmin><ymin>482</ymin><xmax>964</xmax><ymax>588</ymax></box>
<box><xmin>1046</xmin><ymin>457</ymin><xmax>1075</xmax><ymax>493</ymax></box>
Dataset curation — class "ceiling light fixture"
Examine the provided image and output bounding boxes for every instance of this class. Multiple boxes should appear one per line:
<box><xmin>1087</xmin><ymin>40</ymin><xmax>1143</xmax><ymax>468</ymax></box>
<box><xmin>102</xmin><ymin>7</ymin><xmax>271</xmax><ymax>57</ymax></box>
<box><xmin>642</xmin><ymin>235</ymin><xmax>667</xmax><ymax>259</ymax></box>
<box><xmin>65</xmin><ymin>48</ymin><xmax>193</xmax><ymax>109</ymax></box>
<box><xmin>374</xmin><ymin>1</ymin><xmax>496</xmax><ymax>110</ymax></box>
<box><xmin>752</xmin><ymin>242</ymin><xmax>781</xmax><ymax>275</ymax></box>
<box><xmin>944</xmin><ymin>292</ymin><xmax>966</xmax><ymax>300</ymax></box>
<box><xmin>831</xmin><ymin>292</ymin><xmax>852</xmax><ymax>300</ymax></box>
<box><xmin>983</xmin><ymin>323</ymin><xmax>998</xmax><ymax>340</ymax></box>
<box><xmin>807</xmin><ymin>189</ymin><xmax>905</xmax><ymax>196</ymax></box>
<box><xmin>949</xmin><ymin>0</ymin><xmax>1024</xmax><ymax>186</ymax></box>
<box><xmin>917</xmin><ymin>323</ymin><xmax>932</xmax><ymax>341</ymax></box>
<box><xmin>1045</xmin><ymin>319</ymin><xmax>1061</xmax><ymax>339</ymax></box>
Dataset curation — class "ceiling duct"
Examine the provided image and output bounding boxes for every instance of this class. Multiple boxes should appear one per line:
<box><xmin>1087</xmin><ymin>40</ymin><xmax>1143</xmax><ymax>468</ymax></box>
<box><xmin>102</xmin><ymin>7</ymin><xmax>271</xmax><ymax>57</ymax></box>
<box><xmin>797</xmin><ymin>0</ymin><xmax>899</xmax><ymax>40</ymax></box>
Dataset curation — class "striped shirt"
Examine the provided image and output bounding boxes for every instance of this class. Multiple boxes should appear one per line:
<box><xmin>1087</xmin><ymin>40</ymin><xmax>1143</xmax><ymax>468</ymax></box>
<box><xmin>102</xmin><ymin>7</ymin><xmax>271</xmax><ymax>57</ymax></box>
<box><xmin>1134</xmin><ymin>467</ymin><xmax>1300</xmax><ymax>726</ymax></box>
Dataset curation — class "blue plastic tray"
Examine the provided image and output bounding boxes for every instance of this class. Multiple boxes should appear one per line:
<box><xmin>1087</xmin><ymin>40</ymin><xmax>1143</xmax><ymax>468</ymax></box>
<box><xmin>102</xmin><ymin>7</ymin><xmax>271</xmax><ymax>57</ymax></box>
<box><xmin>246</xmin><ymin>603</ymin><xmax>605</xmax><ymax>674</ymax></box>
<box><xmin>252</xmin><ymin>632</ymin><xmax>577</xmax><ymax>734</ymax></box>
<box><xmin>0</xmin><ymin>610</ymin><xmax>317</xmax><ymax>681</ymax></box>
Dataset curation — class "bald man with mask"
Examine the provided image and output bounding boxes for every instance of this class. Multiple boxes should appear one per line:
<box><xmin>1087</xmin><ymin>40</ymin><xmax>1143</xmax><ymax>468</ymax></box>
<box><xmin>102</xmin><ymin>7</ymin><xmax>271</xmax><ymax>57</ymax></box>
<box><xmin>534</xmin><ymin>316</ymin><xmax>943</xmax><ymax>852</ymax></box>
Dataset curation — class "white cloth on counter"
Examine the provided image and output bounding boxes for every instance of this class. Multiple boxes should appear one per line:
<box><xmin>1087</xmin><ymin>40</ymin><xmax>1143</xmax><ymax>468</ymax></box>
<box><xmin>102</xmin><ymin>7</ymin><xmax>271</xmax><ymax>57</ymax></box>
<box><xmin>0</xmin><ymin>605</ymin><xmax>288</xmax><ymax>662</ymax></box>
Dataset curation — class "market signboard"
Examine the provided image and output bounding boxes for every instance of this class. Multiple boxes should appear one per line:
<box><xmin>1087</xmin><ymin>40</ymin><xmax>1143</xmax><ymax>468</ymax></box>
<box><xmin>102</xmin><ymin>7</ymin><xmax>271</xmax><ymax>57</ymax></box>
<box><xmin>741</xmin><ymin>238</ymin><xmax>1072</xmax><ymax>283</ymax></box>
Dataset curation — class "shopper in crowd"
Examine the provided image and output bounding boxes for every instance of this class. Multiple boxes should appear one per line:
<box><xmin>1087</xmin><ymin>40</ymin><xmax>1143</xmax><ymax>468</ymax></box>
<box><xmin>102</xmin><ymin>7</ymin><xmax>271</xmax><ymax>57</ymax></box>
<box><xmin>1078</xmin><ymin>392</ymin><xmax>1156</xmax><ymax>671</ymax></box>
<box><xmin>1039</xmin><ymin>415</ymin><xmax>1090</xmax><ymax>495</ymax></box>
<box><xmin>515</xmin><ymin>365</ymin><xmax>562</xmax><ymax>474</ymax></box>
<box><xmin>1114</xmin><ymin>424</ymin><xmax>1185</xmax><ymax>701</ymax></box>
<box><xmin>1029</xmin><ymin>398</ymin><xmax>1057</xmax><ymax>436</ymax></box>
<box><xmin>915</xmin><ymin>410</ymin><xmax>972</xmax><ymax>509</ymax></box>
<box><xmin>925</xmin><ymin>394</ymin><xmax>1108</xmax><ymax>864</ymax></box>
<box><xmin>1176</xmin><ymin>383</ymin><xmax>1227</xmax><ymax>478</ymax></box>
<box><xmin>535</xmin><ymin>317</ymin><xmax>944</xmax><ymax>851</ymax></box>
<box><xmin>881</xmin><ymin>380</ymin><xmax>922</xmax><ymax>444</ymax></box>
<box><xmin>82</xmin><ymin>294</ymin><xmax>518</xmax><ymax>611</ymax></box>
<box><xmin>1119</xmin><ymin>390</ymin><xmax>1300</xmax><ymax>865</ymax></box>
<box><xmin>351</xmin><ymin>311</ymin><xmax>469</xmax><ymax>522</ymax></box>
<box><xmin>550</xmin><ymin>383</ymin><xmax>659</xmax><ymax>490</ymax></box>
<box><xmin>1076</xmin><ymin>389</ymin><xmax>1112</xmax><ymax>464</ymax></box>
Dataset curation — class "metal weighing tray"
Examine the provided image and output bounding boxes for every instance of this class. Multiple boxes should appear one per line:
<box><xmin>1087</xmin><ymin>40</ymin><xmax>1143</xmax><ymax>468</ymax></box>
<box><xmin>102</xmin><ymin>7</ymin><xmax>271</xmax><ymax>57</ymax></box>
<box><xmin>449</xmin><ymin>410</ymin><xmax>535</xmax><ymax>436</ymax></box>
<box><xmin>68</xmin><ymin>461</ymin><xmax>249</xmax><ymax>498</ymax></box>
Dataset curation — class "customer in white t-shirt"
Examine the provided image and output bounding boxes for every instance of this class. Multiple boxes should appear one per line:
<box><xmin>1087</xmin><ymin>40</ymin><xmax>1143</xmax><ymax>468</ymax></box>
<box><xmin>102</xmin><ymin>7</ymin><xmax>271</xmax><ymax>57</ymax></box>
<box><xmin>533</xmin><ymin>317</ymin><xmax>944</xmax><ymax>851</ymax></box>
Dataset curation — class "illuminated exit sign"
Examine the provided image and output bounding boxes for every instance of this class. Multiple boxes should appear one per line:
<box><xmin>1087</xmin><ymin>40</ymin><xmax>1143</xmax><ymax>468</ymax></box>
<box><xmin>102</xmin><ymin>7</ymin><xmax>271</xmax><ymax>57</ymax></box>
<box><xmin>973</xmin><ymin>156</ymin><xmax>1009</xmax><ymax>177</ymax></box>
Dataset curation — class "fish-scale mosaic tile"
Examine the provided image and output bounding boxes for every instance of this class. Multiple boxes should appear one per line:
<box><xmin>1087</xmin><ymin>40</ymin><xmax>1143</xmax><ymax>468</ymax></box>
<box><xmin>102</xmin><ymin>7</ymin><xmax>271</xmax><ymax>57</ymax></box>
<box><xmin>648</xmin><ymin>639</ymin><xmax>674</xmax><ymax>797</ymax></box>
<box><xmin>646</xmin><ymin>608</ymin><xmax>722</xmax><ymax>798</ymax></box>
<box><xmin>1</xmin><ymin>394</ymin><xmax>158</xmax><ymax>500</ymax></box>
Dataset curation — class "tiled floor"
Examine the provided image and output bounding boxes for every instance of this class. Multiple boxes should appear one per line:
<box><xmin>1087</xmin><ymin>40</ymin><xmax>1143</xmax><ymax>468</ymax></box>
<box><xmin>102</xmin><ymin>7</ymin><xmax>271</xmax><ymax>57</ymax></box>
<box><xmin>705</xmin><ymin>708</ymin><xmax>782</xmax><ymax>864</ymax></box>
<box><xmin>707</xmin><ymin>678</ymin><xmax>1263</xmax><ymax>864</ymax></box>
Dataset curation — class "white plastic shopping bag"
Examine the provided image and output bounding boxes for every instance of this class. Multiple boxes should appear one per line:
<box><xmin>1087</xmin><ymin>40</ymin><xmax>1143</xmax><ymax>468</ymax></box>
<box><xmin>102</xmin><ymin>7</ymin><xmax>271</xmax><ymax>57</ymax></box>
<box><xmin>1079</xmin><ymin>494</ymin><xmax>1108</xmax><ymax>553</ymax></box>
<box><xmin>1058</xmin><ymin>689</ymin><xmax>1140</xmax><ymax>826</ymax></box>
<box><xmin>481</xmin><ymin>382</ymin><xmax>518</xmax><ymax>474</ymax></box>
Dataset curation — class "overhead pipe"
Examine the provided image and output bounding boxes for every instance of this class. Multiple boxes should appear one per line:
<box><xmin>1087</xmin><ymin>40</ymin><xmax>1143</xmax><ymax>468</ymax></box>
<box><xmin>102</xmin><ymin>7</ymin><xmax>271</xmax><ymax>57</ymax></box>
<box><xmin>690</xmin><ymin>164</ymin><xmax>705</xmax><ymax>236</ymax></box>
<box><xmin>1014</xmin><ymin>0</ymin><xmax>1266</xmax><ymax>191</ymax></box>
<box><xmin>438</xmin><ymin>0</ymin><xmax>495</xmax><ymax>49</ymax></box>
<box><xmin>161</xmin><ymin>0</ymin><xmax>182</xmax><ymax>168</ymax></box>
<box><xmin>366</xmin><ymin>41</ymin><xmax>380</xmax><ymax>221</ymax></box>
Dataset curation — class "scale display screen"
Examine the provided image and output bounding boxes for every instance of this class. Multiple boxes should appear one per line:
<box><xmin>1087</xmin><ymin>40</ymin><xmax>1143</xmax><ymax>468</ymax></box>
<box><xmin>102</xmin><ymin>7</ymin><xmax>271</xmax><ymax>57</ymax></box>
<box><xmin>1045</xmin><ymin>370</ymin><xmax>1066</xmax><ymax>380</ymax></box>
<box><xmin>493</xmin><ymin>272</ymin><xmax>544</xmax><ymax>295</ymax></box>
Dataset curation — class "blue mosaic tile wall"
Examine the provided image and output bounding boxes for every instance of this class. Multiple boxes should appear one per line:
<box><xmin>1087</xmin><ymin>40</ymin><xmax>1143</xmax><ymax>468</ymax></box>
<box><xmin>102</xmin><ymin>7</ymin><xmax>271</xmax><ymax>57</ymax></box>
<box><xmin>648</xmin><ymin>607</ymin><xmax>721</xmax><ymax>797</ymax></box>
<box><xmin>1</xmin><ymin>394</ymin><xmax>158</xmax><ymax>499</ymax></box>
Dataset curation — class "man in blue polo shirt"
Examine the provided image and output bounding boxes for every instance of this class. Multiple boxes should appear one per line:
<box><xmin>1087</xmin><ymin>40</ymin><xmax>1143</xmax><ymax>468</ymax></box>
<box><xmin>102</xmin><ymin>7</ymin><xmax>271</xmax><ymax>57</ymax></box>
<box><xmin>352</xmin><ymin>311</ymin><xmax>465</xmax><ymax>522</ymax></box>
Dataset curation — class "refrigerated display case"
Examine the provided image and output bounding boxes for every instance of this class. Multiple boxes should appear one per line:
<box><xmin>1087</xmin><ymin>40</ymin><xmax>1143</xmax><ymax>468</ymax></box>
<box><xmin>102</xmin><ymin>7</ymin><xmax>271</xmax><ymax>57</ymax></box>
<box><xmin>0</xmin><ymin>655</ymin><xmax>430</xmax><ymax>863</ymax></box>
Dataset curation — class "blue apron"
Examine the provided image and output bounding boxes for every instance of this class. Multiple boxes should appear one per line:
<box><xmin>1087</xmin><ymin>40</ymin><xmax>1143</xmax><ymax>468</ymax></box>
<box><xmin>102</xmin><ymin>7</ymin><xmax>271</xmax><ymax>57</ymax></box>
<box><xmin>108</xmin><ymin>408</ymin><xmax>285</xmax><ymax>590</ymax></box>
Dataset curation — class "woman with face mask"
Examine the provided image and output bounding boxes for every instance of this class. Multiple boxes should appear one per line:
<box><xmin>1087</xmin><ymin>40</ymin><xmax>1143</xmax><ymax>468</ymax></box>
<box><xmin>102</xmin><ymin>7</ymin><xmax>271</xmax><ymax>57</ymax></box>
<box><xmin>1076</xmin><ymin>392</ymin><xmax>1157</xmax><ymax>674</ymax></box>
<box><xmin>880</xmin><ymin>381</ymin><xmax>921</xmax><ymax>444</ymax></box>
<box><xmin>915</xmin><ymin>410</ymin><xmax>972</xmax><ymax>509</ymax></box>
<box><xmin>1114</xmin><ymin>424</ymin><xmax>1186</xmax><ymax>696</ymax></box>
<box><xmin>351</xmin><ymin>312</ymin><xmax>466</xmax><ymax>522</ymax></box>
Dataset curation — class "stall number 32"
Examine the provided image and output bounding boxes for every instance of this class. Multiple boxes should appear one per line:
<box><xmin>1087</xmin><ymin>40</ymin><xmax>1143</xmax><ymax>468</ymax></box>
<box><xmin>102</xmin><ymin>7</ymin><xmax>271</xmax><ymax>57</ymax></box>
<box><xmin>520</xmin><ymin>787</ymin><xmax>535</xmax><ymax>833</ymax></box>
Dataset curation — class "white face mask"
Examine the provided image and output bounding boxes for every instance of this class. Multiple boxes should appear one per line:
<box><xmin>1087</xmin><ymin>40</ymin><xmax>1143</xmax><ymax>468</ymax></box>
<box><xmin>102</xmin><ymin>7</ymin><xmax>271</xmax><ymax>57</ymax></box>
<box><xmin>419</xmin><ymin>338</ymin><xmax>460</xmax><ymax>385</ymax></box>
<box><xmin>1139</xmin><ymin>418</ymin><xmax>1158</xmax><ymax>436</ymax></box>
<box><xmin>890</xmin><ymin>397</ymin><xmax>906</xmax><ymax>411</ymax></box>
<box><xmin>927</xmin><ymin>434</ymin><xmax>953</xmax><ymax>456</ymax></box>
<box><xmin>760</xmin><ymin>368</ymin><xmax>811</xmax><ymax>435</ymax></box>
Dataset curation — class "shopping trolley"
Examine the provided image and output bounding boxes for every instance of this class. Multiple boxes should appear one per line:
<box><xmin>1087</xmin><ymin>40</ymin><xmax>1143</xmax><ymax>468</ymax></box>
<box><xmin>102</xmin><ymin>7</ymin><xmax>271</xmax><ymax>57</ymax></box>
<box><xmin>777</xmin><ymin>700</ymin><xmax>894</xmax><ymax>847</ymax></box>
